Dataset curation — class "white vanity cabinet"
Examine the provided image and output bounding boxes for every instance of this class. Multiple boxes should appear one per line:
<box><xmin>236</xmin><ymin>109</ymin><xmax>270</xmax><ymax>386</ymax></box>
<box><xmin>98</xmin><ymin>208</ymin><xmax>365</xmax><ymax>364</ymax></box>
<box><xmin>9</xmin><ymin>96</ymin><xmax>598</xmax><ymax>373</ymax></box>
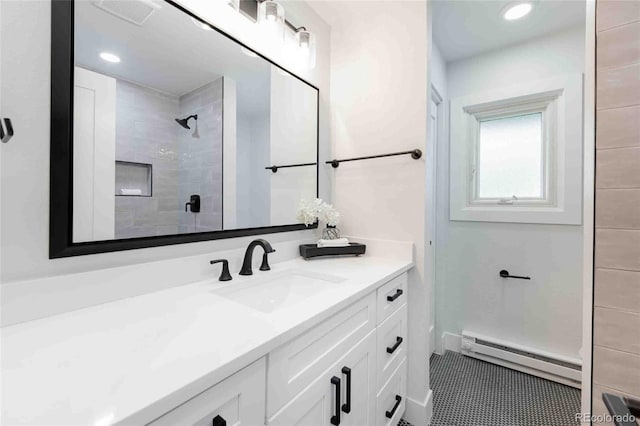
<box><xmin>148</xmin><ymin>358</ymin><xmax>266</xmax><ymax>426</ymax></box>
<box><xmin>267</xmin><ymin>272</ymin><xmax>408</xmax><ymax>426</ymax></box>
<box><xmin>267</xmin><ymin>331</ymin><xmax>376</xmax><ymax>426</ymax></box>
<box><xmin>146</xmin><ymin>272</ymin><xmax>409</xmax><ymax>426</ymax></box>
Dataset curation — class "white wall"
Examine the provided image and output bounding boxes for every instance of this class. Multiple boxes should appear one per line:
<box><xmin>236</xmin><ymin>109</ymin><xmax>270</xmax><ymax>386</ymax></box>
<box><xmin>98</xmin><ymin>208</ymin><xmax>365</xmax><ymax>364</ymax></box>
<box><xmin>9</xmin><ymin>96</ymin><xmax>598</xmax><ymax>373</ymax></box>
<box><xmin>312</xmin><ymin>2</ymin><xmax>431</xmax><ymax>424</ymax></box>
<box><xmin>0</xmin><ymin>1</ymin><xmax>330</xmax><ymax>298</ymax></box>
<box><xmin>435</xmin><ymin>26</ymin><xmax>585</xmax><ymax>360</ymax></box>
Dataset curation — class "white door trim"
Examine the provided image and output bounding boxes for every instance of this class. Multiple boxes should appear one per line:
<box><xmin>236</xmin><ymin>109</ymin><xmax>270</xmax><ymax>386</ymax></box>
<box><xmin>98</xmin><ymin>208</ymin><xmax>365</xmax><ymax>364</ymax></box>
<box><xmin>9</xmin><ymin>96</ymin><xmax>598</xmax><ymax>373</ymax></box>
<box><xmin>581</xmin><ymin>0</ymin><xmax>596</xmax><ymax>423</ymax></box>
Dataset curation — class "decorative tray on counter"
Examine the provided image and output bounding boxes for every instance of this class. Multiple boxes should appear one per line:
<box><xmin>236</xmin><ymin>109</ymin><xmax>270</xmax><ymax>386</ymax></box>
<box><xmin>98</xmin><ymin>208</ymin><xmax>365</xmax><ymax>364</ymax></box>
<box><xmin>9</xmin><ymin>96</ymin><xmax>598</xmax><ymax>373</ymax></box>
<box><xmin>299</xmin><ymin>243</ymin><xmax>366</xmax><ymax>260</ymax></box>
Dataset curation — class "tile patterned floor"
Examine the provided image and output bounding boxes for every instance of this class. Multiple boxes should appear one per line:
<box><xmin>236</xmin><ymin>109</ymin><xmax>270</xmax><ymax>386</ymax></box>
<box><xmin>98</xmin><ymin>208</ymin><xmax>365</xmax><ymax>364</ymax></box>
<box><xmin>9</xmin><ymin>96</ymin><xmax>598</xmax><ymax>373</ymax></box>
<box><xmin>400</xmin><ymin>351</ymin><xmax>581</xmax><ymax>426</ymax></box>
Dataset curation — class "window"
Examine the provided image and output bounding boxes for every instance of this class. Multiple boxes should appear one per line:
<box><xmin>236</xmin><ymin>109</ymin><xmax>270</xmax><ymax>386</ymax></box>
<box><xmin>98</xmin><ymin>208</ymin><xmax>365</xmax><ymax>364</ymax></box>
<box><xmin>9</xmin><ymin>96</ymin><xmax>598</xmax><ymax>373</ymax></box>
<box><xmin>476</xmin><ymin>112</ymin><xmax>544</xmax><ymax>202</ymax></box>
<box><xmin>449</xmin><ymin>74</ymin><xmax>583</xmax><ymax>225</ymax></box>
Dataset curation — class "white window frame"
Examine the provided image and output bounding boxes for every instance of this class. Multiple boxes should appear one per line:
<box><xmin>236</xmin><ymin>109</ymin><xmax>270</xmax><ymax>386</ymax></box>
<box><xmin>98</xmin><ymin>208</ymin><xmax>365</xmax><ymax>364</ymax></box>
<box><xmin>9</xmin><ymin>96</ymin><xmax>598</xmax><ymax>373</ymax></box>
<box><xmin>450</xmin><ymin>74</ymin><xmax>583</xmax><ymax>225</ymax></box>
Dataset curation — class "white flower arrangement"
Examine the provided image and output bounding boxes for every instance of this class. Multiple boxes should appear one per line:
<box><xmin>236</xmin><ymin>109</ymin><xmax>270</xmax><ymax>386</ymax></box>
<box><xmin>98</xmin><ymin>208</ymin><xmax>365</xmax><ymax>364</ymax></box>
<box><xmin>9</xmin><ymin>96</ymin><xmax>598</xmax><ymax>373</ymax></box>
<box><xmin>297</xmin><ymin>198</ymin><xmax>340</xmax><ymax>227</ymax></box>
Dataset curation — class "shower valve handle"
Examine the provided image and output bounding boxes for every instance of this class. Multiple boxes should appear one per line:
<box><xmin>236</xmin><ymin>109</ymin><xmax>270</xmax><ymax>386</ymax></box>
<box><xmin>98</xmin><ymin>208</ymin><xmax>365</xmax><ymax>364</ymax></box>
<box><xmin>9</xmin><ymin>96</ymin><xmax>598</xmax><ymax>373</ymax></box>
<box><xmin>185</xmin><ymin>194</ymin><xmax>201</xmax><ymax>213</ymax></box>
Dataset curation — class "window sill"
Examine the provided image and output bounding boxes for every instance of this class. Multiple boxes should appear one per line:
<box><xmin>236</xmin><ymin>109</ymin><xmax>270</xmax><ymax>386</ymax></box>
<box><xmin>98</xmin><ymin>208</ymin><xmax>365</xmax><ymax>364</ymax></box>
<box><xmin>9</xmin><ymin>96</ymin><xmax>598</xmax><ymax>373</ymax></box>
<box><xmin>451</xmin><ymin>204</ymin><xmax>582</xmax><ymax>225</ymax></box>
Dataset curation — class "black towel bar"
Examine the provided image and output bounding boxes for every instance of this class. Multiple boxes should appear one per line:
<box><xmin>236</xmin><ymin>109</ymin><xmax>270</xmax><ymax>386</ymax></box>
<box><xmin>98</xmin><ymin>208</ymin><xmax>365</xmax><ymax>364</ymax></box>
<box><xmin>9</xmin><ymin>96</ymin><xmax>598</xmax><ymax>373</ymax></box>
<box><xmin>265</xmin><ymin>162</ymin><xmax>317</xmax><ymax>173</ymax></box>
<box><xmin>326</xmin><ymin>149</ymin><xmax>422</xmax><ymax>168</ymax></box>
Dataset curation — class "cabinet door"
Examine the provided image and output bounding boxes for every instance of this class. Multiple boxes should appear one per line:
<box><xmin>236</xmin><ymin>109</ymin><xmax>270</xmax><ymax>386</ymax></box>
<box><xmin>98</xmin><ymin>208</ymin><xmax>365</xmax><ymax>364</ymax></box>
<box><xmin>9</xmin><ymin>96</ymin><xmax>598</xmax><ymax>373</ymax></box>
<box><xmin>337</xmin><ymin>331</ymin><xmax>376</xmax><ymax>426</ymax></box>
<box><xmin>267</xmin><ymin>370</ymin><xmax>335</xmax><ymax>426</ymax></box>
<box><xmin>149</xmin><ymin>358</ymin><xmax>266</xmax><ymax>426</ymax></box>
<box><xmin>267</xmin><ymin>293</ymin><xmax>376</xmax><ymax>416</ymax></box>
<box><xmin>268</xmin><ymin>332</ymin><xmax>376</xmax><ymax>426</ymax></box>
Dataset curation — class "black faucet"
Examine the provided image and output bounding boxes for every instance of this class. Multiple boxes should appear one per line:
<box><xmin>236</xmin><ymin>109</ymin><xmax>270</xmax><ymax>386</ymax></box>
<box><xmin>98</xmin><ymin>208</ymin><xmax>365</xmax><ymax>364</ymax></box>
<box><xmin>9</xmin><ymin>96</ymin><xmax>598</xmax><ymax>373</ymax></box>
<box><xmin>239</xmin><ymin>239</ymin><xmax>275</xmax><ymax>276</ymax></box>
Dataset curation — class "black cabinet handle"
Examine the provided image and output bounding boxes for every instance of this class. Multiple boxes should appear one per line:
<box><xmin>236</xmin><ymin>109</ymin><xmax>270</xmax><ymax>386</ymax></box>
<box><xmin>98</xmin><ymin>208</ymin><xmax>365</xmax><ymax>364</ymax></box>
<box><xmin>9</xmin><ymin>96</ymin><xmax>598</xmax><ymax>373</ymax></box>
<box><xmin>330</xmin><ymin>376</ymin><xmax>341</xmax><ymax>425</ymax></box>
<box><xmin>212</xmin><ymin>415</ymin><xmax>226</xmax><ymax>426</ymax></box>
<box><xmin>386</xmin><ymin>289</ymin><xmax>403</xmax><ymax>302</ymax></box>
<box><xmin>341</xmin><ymin>367</ymin><xmax>351</xmax><ymax>414</ymax></box>
<box><xmin>386</xmin><ymin>336</ymin><xmax>403</xmax><ymax>354</ymax></box>
<box><xmin>385</xmin><ymin>395</ymin><xmax>402</xmax><ymax>419</ymax></box>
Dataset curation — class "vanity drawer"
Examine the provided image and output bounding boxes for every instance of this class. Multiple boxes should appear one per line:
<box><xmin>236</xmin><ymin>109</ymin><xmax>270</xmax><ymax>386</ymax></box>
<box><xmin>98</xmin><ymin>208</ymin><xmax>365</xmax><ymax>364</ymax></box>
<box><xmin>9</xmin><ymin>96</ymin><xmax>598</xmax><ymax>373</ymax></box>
<box><xmin>376</xmin><ymin>303</ymin><xmax>407</xmax><ymax>391</ymax></box>
<box><xmin>148</xmin><ymin>357</ymin><xmax>266</xmax><ymax>426</ymax></box>
<box><xmin>376</xmin><ymin>358</ymin><xmax>407</xmax><ymax>426</ymax></box>
<box><xmin>376</xmin><ymin>273</ymin><xmax>407</xmax><ymax>324</ymax></box>
<box><xmin>267</xmin><ymin>292</ymin><xmax>376</xmax><ymax>416</ymax></box>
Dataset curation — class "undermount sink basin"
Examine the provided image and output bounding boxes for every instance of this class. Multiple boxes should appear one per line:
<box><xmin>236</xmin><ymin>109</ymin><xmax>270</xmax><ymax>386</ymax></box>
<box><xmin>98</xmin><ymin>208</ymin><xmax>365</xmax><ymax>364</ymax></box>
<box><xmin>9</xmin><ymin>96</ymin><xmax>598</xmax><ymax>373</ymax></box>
<box><xmin>212</xmin><ymin>270</ymin><xmax>346</xmax><ymax>313</ymax></box>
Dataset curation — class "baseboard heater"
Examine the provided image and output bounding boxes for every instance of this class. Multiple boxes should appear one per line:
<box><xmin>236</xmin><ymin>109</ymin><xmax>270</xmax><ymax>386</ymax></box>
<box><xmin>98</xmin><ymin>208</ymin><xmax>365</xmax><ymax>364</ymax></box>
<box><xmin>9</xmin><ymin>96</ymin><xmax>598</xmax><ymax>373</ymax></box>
<box><xmin>460</xmin><ymin>331</ymin><xmax>582</xmax><ymax>388</ymax></box>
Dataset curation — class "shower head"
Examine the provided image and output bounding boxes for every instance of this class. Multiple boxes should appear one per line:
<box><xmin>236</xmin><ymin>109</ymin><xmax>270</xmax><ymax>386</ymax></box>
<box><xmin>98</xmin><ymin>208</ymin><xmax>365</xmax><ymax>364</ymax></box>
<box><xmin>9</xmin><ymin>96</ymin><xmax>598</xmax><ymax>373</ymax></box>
<box><xmin>175</xmin><ymin>114</ymin><xmax>197</xmax><ymax>130</ymax></box>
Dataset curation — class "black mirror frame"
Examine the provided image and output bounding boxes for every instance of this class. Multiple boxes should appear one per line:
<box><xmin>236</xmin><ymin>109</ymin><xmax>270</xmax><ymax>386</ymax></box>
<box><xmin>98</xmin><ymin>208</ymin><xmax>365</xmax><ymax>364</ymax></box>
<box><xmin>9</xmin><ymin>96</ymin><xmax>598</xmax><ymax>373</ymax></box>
<box><xmin>50</xmin><ymin>0</ymin><xmax>319</xmax><ymax>259</ymax></box>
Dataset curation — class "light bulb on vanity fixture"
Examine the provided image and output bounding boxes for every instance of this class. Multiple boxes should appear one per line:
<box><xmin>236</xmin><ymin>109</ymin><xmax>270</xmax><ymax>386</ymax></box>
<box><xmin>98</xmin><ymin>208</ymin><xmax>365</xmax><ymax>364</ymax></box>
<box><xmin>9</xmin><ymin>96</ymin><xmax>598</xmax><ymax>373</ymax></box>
<box><xmin>258</xmin><ymin>0</ymin><xmax>285</xmax><ymax>42</ymax></box>
<box><xmin>295</xmin><ymin>27</ymin><xmax>316</xmax><ymax>69</ymax></box>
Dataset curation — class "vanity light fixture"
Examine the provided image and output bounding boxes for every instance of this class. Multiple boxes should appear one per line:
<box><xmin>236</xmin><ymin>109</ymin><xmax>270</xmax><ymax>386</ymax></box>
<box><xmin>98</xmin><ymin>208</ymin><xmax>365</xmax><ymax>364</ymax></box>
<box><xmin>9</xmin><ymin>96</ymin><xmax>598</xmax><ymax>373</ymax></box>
<box><xmin>258</xmin><ymin>0</ymin><xmax>286</xmax><ymax>41</ymax></box>
<box><xmin>295</xmin><ymin>27</ymin><xmax>316</xmax><ymax>69</ymax></box>
<box><xmin>502</xmin><ymin>2</ymin><xmax>533</xmax><ymax>20</ymax></box>
<box><xmin>99</xmin><ymin>52</ymin><xmax>120</xmax><ymax>63</ymax></box>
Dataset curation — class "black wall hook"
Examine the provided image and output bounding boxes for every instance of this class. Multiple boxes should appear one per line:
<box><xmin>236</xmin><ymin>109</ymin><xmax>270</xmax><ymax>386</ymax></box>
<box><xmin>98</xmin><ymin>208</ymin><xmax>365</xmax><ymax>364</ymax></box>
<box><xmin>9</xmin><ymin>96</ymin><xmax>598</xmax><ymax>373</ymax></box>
<box><xmin>1</xmin><ymin>118</ymin><xmax>14</xmax><ymax>143</ymax></box>
<box><xmin>499</xmin><ymin>270</ymin><xmax>531</xmax><ymax>280</ymax></box>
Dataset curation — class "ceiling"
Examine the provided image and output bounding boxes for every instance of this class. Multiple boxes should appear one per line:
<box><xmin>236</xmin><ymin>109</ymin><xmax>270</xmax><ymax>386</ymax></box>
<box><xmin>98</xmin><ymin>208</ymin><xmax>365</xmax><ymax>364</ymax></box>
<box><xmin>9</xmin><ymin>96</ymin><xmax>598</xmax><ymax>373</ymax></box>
<box><xmin>432</xmin><ymin>0</ymin><xmax>586</xmax><ymax>62</ymax></box>
<box><xmin>74</xmin><ymin>0</ymin><xmax>271</xmax><ymax>115</ymax></box>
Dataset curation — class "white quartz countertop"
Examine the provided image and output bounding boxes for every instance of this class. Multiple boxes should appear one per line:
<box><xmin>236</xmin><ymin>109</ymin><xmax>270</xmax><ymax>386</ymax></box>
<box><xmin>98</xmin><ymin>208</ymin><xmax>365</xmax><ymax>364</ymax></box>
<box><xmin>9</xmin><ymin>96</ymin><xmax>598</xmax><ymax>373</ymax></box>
<box><xmin>1</xmin><ymin>255</ymin><xmax>412</xmax><ymax>426</ymax></box>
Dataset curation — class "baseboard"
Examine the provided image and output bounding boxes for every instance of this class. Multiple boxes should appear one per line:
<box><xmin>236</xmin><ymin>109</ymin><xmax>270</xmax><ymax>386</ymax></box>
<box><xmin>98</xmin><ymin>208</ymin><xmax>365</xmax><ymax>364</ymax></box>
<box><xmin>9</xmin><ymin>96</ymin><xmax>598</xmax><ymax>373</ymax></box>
<box><xmin>429</xmin><ymin>325</ymin><xmax>435</xmax><ymax>356</ymax></box>
<box><xmin>441</xmin><ymin>332</ymin><xmax>462</xmax><ymax>353</ymax></box>
<box><xmin>403</xmin><ymin>389</ymin><xmax>433</xmax><ymax>426</ymax></box>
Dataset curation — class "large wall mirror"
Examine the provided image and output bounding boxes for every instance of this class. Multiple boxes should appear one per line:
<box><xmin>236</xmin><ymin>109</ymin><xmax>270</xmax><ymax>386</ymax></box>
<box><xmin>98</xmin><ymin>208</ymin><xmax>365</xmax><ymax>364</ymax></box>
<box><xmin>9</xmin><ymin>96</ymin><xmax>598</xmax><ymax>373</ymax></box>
<box><xmin>50</xmin><ymin>0</ymin><xmax>319</xmax><ymax>258</ymax></box>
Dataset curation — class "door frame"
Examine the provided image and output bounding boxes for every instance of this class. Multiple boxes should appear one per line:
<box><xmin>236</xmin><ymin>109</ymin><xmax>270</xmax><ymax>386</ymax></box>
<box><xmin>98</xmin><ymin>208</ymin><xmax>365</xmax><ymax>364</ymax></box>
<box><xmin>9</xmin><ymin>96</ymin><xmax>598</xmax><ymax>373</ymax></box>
<box><xmin>581</xmin><ymin>0</ymin><xmax>597</xmax><ymax>422</ymax></box>
<box><xmin>427</xmin><ymin>87</ymin><xmax>442</xmax><ymax>357</ymax></box>
<box><xmin>424</xmin><ymin>0</ymin><xmax>597</xmax><ymax>421</ymax></box>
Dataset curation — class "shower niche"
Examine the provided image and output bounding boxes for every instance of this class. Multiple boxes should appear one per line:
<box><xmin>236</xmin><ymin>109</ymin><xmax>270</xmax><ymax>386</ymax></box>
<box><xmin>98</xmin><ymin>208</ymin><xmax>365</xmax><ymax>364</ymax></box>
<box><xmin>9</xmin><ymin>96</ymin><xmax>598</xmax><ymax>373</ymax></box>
<box><xmin>115</xmin><ymin>161</ymin><xmax>152</xmax><ymax>197</ymax></box>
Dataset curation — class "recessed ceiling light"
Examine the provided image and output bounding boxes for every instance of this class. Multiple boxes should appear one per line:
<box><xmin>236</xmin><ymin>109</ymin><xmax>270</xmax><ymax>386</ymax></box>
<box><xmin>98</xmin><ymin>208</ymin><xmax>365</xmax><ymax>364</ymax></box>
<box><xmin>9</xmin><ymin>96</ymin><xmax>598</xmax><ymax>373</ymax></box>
<box><xmin>502</xmin><ymin>2</ymin><xmax>533</xmax><ymax>21</ymax></box>
<box><xmin>241</xmin><ymin>47</ymin><xmax>259</xmax><ymax>58</ymax></box>
<box><xmin>191</xmin><ymin>17</ymin><xmax>213</xmax><ymax>31</ymax></box>
<box><xmin>99</xmin><ymin>52</ymin><xmax>120</xmax><ymax>63</ymax></box>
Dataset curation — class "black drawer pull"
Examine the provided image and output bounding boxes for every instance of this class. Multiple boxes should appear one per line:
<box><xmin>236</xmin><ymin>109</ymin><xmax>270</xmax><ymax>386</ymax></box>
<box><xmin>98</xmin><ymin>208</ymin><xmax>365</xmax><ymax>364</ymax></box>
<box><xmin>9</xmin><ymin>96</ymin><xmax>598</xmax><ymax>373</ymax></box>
<box><xmin>386</xmin><ymin>289</ymin><xmax>403</xmax><ymax>302</ymax></box>
<box><xmin>212</xmin><ymin>415</ymin><xmax>226</xmax><ymax>426</ymax></box>
<box><xmin>331</xmin><ymin>376</ymin><xmax>341</xmax><ymax>425</ymax></box>
<box><xmin>341</xmin><ymin>367</ymin><xmax>351</xmax><ymax>414</ymax></box>
<box><xmin>385</xmin><ymin>395</ymin><xmax>402</xmax><ymax>419</ymax></box>
<box><xmin>386</xmin><ymin>336</ymin><xmax>403</xmax><ymax>354</ymax></box>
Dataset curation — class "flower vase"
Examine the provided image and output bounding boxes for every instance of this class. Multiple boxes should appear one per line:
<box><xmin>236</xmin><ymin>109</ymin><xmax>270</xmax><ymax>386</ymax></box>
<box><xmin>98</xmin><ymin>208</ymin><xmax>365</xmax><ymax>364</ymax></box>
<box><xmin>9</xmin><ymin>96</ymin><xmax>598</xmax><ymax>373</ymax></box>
<box><xmin>321</xmin><ymin>225</ymin><xmax>341</xmax><ymax>240</ymax></box>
